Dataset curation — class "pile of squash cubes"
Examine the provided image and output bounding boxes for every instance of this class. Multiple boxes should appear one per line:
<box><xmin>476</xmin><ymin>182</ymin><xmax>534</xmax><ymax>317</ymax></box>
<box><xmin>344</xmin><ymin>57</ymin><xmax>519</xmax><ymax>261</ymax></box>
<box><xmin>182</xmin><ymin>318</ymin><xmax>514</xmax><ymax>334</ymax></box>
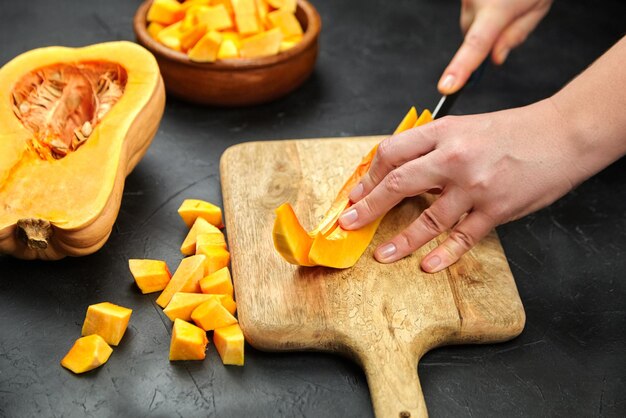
<box><xmin>147</xmin><ymin>0</ymin><xmax>304</xmax><ymax>61</ymax></box>
<box><xmin>61</xmin><ymin>199</ymin><xmax>243</xmax><ymax>374</ymax></box>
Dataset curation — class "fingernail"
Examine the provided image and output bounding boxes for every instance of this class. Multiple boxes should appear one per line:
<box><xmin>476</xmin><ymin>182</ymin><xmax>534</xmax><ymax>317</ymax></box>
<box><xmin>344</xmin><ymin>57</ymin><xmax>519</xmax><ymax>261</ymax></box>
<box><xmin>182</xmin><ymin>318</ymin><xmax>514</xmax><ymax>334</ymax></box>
<box><xmin>339</xmin><ymin>208</ymin><xmax>358</xmax><ymax>227</ymax></box>
<box><xmin>440</xmin><ymin>74</ymin><xmax>456</xmax><ymax>91</ymax></box>
<box><xmin>425</xmin><ymin>255</ymin><xmax>441</xmax><ymax>271</ymax></box>
<box><xmin>499</xmin><ymin>48</ymin><xmax>510</xmax><ymax>63</ymax></box>
<box><xmin>377</xmin><ymin>243</ymin><xmax>397</xmax><ymax>260</ymax></box>
<box><xmin>349</xmin><ymin>183</ymin><xmax>364</xmax><ymax>202</ymax></box>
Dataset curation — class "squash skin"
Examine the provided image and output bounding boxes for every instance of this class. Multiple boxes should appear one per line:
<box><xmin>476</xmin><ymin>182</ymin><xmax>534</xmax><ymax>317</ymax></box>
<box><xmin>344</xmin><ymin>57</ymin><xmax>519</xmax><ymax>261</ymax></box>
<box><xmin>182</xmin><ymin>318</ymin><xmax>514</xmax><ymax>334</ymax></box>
<box><xmin>0</xmin><ymin>42</ymin><xmax>165</xmax><ymax>260</ymax></box>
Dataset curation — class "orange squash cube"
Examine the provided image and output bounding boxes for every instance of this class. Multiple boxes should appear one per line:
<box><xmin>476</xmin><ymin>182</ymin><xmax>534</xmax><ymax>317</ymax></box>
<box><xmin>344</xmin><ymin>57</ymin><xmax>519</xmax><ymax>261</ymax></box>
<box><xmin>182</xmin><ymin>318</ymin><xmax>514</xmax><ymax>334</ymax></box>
<box><xmin>221</xmin><ymin>31</ymin><xmax>242</xmax><ymax>47</ymax></box>
<box><xmin>279</xmin><ymin>37</ymin><xmax>301</xmax><ymax>52</ymax></box>
<box><xmin>232</xmin><ymin>0</ymin><xmax>256</xmax><ymax>14</ymax></box>
<box><xmin>180</xmin><ymin>24</ymin><xmax>208</xmax><ymax>51</ymax></box>
<box><xmin>203</xmin><ymin>246</ymin><xmax>231</xmax><ymax>275</ymax></box>
<box><xmin>183</xmin><ymin>1</ymin><xmax>209</xmax><ymax>9</ymax></box>
<box><xmin>233</xmin><ymin>0</ymin><xmax>260</xmax><ymax>35</ymax></box>
<box><xmin>210</xmin><ymin>0</ymin><xmax>234</xmax><ymax>13</ymax></box>
<box><xmin>156</xmin><ymin>21</ymin><xmax>184</xmax><ymax>51</ymax></box>
<box><xmin>180</xmin><ymin>5</ymin><xmax>201</xmax><ymax>31</ymax></box>
<box><xmin>188</xmin><ymin>31</ymin><xmax>223</xmax><ymax>62</ymax></box>
<box><xmin>220</xmin><ymin>294</ymin><xmax>237</xmax><ymax>316</ymax></box>
<box><xmin>213</xmin><ymin>324</ymin><xmax>244</xmax><ymax>366</ymax></box>
<box><xmin>164</xmin><ymin>292</ymin><xmax>236</xmax><ymax>320</ymax></box>
<box><xmin>240</xmin><ymin>27</ymin><xmax>282</xmax><ymax>58</ymax></box>
<box><xmin>147</xmin><ymin>22</ymin><xmax>166</xmax><ymax>40</ymax></box>
<box><xmin>181</xmin><ymin>217</ymin><xmax>222</xmax><ymax>255</ymax></box>
<box><xmin>267</xmin><ymin>0</ymin><xmax>296</xmax><ymax>13</ymax></box>
<box><xmin>255</xmin><ymin>0</ymin><xmax>270</xmax><ymax>26</ymax></box>
<box><xmin>156</xmin><ymin>254</ymin><xmax>206</xmax><ymax>308</ymax></box>
<box><xmin>81</xmin><ymin>302</ymin><xmax>132</xmax><ymax>346</ymax></box>
<box><xmin>182</xmin><ymin>0</ymin><xmax>211</xmax><ymax>11</ymax></box>
<box><xmin>197</xmin><ymin>4</ymin><xmax>233</xmax><ymax>31</ymax></box>
<box><xmin>199</xmin><ymin>267</ymin><xmax>233</xmax><ymax>297</ymax></box>
<box><xmin>164</xmin><ymin>292</ymin><xmax>222</xmax><ymax>321</ymax></box>
<box><xmin>196</xmin><ymin>232</ymin><xmax>227</xmax><ymax>254</ymax></box>
<box><xmin>178</xmin><ymin>199</ymin><xmax>224</xmax><ymax>228</ymax></box>
<box><xmin>129</xmin><ymin>259</ymin><xmax>171</xmax><ymax>294</ymax></box>
<box><xmin>61</xmin><ymin>335</ymin><xmax>113</xmax><ymax>374</ymax></box>
<box><xmin>235</xmin><ymin>13</ymin><xmax>261</xmax><ymax>36</ymax></box>
<box><xmin>191</xmin><ymin>297</ymin><xmax>238</xmax><ymax>331</ymax></box>
<box><xmin>217</xmin><ymin>39</ymin><xmax>239</xmax><ymax>59</ymax></box>
<box><xmin>169</xmin><ymin>318</ymin><xmax>209</xmax><ymax>361</ymax></box>
<box><xmin>147</xmin><ymin>0</ymin><xmax>185</xmax><ymax>25</ymax></box>
<box><xmin>267</xmin><ymin>9</ymin><xmax>302</xmax><ymax>38</ymax></box>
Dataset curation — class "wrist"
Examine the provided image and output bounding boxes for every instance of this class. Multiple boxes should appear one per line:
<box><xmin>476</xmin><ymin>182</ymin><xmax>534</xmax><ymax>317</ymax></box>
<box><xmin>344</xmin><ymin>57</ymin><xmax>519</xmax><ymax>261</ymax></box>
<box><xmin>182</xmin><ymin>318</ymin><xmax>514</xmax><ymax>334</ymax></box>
<box><xmin>548</xmin><ymin>36</ymin><xmax>626</xmax><ymax>180</ymax></box>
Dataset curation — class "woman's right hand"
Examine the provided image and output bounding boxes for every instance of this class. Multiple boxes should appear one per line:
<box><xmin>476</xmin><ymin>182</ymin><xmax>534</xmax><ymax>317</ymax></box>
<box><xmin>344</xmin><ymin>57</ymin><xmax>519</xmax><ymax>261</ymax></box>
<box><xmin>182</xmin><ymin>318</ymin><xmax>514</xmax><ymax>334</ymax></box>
<box><xmin>439</xmin><ymin>0</ymin><xmax>553</xmax><ymax>94</ymax></box>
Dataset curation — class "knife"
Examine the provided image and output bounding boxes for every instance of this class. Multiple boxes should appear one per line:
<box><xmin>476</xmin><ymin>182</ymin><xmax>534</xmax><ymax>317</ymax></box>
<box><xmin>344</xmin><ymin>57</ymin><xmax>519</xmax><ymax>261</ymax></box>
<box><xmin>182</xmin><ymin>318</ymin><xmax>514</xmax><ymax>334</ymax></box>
<box><xmin>432</xmin><ymin>59</ymin><xmax>488</xmax><ymax>119</ymax></box>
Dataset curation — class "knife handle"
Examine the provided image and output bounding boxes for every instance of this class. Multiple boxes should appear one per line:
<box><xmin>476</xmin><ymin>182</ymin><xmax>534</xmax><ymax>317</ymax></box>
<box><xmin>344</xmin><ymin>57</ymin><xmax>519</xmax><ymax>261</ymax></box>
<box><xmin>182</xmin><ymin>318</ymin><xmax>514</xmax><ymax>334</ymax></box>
<box><xmin>434</xmin><ymin>58</ymin><xmax>488</xmax><ymax>119</ymax></box>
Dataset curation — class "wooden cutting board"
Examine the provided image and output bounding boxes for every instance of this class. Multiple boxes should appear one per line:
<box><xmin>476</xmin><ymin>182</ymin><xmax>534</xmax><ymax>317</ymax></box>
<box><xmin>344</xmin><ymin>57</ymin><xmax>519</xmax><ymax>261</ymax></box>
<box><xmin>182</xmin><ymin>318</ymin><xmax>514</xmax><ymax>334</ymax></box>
<box><xmin>220</xmin><ymin>136</ymin><xmax>525</xmax><ymax>418</ymax></box>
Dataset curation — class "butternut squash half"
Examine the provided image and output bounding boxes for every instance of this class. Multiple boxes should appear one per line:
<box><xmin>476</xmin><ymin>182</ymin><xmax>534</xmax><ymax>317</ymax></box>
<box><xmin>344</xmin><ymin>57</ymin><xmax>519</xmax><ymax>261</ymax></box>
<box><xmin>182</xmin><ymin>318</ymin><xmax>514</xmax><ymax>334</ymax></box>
<box><xmin>273</xmin><ymin>107</ymin><xmax>433</xmax><ymax>268</ymax></box>
<box><xmin>0</xmin><ymin>42</ymin><xmax>165</xmax><ymax>260</ymax></box>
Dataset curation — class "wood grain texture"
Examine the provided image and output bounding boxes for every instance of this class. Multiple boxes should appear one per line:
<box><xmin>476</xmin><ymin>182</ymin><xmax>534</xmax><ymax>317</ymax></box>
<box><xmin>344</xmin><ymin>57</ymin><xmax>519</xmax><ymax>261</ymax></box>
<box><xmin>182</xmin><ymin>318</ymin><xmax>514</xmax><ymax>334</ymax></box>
<box><xmin>133</xmin><ymin>0</ymin><xmax>321</xmax><ymax>106</ymax></box>
<box><xmin>220</xmin><ymin>137</ymin><xmax>526</xmax><ymax>418</ymax></box>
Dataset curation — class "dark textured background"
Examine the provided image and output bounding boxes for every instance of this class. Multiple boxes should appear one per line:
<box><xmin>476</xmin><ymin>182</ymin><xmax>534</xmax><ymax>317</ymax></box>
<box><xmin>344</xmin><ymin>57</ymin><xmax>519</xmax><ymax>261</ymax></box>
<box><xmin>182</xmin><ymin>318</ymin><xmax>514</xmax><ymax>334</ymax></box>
<box><xmin>1</xmin><ymin>1</ymin><xmax>625</xmax><ymax>417</ymax></box>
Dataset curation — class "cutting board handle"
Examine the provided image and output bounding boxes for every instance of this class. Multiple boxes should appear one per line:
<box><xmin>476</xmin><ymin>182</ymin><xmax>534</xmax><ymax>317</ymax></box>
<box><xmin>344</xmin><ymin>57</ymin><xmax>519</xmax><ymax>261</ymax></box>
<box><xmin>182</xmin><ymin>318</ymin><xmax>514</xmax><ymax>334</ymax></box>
<box><xmin>361</xmin><ymin>347</ymin><xmax>427</xmax><ymax>418</ymax></box>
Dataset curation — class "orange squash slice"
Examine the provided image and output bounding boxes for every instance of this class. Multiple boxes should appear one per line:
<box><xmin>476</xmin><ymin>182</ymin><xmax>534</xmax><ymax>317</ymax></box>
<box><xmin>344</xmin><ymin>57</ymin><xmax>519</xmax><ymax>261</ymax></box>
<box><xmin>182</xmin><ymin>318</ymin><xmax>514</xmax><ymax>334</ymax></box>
<box><xmin>273</xmin><ymin>107</ymin><xmax>433</xmax><ymax>268</ymax></box>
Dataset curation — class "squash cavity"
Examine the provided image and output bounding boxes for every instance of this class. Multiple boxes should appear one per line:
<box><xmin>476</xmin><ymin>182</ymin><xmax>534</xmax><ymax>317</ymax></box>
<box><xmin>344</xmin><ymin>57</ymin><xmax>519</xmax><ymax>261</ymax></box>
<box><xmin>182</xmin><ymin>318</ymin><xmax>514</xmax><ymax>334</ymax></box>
<box><xmin>11</xmin><ymin>62</ymin><xmax>127</xmax><ymax>160</ymax></box>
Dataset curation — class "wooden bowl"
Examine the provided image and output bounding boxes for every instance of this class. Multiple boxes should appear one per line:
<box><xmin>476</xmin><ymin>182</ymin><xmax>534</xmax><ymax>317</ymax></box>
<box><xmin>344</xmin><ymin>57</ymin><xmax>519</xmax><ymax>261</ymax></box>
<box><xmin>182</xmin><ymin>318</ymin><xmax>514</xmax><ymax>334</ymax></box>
<box><xmin>133</xmin><ymin>0</ymin><xmax>321</xmax><ymax>106</ymax></box>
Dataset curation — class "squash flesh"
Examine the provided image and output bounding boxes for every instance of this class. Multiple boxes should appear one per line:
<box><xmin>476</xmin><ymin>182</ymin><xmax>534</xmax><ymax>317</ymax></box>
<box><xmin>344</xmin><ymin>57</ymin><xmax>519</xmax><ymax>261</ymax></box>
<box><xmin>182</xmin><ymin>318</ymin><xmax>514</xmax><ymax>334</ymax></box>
<box><xmin>267</xmin><ymin>9</ymin><xmax>303</xmax><ymax>38</ymax></box>
<box><xmin>191</xmin><ymin>297</ymin><xmax>238</xmax><ymax>331</ymax></box>
<box><xmin>129</xmin><ymin>259</ymin><xmax>172</xmax><ymax>294</ymax></box>
<box><xmin>196</xmin><ymin>232</ymin><xmax>228</xmax><ymax>254</ymax></box>
<box><xmin>163</xmin><ymin>292</ymin><xmax>235</xmax><ymax>321</ymax></box>
<box><xmin>81</xmin><ymin>302</ymin><xmax>133</xmax><ymax>346</ymax></box>
<box><xmin>147</xmin><ymin>0</ymin><xmax>185</xmax><ymax>25</ymax></box>
<box><xmin>239</xmin><ymin>28</ymin><xmax>283</xmax><ymax>58</ymax></box>
<box><xmin>181</xmin><ymin>217</ymin><xmax>222</xmax><ymax>255</ymax></box>
<box><xmin>196</xmin><ymin>4</ymin><xmax>233</xmax><ymax>31</ymax></box>
<box><xmin>202</xmin><ymin>246</ymin><xmax>231</xmax><ymax>276</ymax></box>
<box><xmin>273</xmin><ymin>107</ymin><xmax>432</xmax><ymax>268</ymax></box>
<box><xmin>61</xmin><ymin>334</ymin><xmax>113</xmax><ymax>374</ymax></box>
<box><xmin>178</xmin><ymin>198</ymin><xmax>223</xmax><ymax>228</ymax></box>
<box><xmin>199</xmin><ymin>266</ymin><xmax>234</xmax><ymax>297</ymax></box>
<box><xmin>213</xmin><ymin>324</ymin><xmax>245</xmax><ymax>366</ymax></box>
<box><xmin>169</xmin><ymin>318</ymin><xmax>208</xmax><ymax>361</ymax></box>
<box><xmin>156</xmin><ymin>254</ymin><xmax>206</xmax><ymax>308</ymax></box>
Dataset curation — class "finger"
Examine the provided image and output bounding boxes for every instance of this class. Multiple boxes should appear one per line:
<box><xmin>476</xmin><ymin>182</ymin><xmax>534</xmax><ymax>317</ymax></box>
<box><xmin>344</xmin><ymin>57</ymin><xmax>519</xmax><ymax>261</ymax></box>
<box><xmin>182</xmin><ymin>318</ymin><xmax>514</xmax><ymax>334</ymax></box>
<box><xmin>491</xmin><ymin>8</ymin><xmax>550</xmax><ymax>64</ymax></box>
<box><xmin>373</xmin><ymin>187</ymin><xmax>473</xmax><ymax>263</ymax></box>
<box><xmin>349</xmin><ymin>124</ymin><xmax>439</xmax><ymax>203</ymax></box>
<box><xmin>340</xmin><ymin>152</ymin><xmax>444</xmax><ymax>230</ymax></box>
<box><xmin>421</xmin><ymin>211</ymin><xmax>494</xmax><ymax>273</ymax></box>
<box><xmin>438</xmin><ymin>9</ymin><xmax>508</xmax><ymax>94</ymax></box>
<box><xmin>459</xmin><ymin>0</ymin><xmax>476</xmax><ymax>34</ymax></box>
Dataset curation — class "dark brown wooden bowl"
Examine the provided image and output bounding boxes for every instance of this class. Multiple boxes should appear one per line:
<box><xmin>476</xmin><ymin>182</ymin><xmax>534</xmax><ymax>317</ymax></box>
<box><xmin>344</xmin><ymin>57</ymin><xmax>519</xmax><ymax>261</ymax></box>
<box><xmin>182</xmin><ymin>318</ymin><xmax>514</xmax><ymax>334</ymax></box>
<box><xmin>133</xmin><ymin>0</ymin><xmax>321</xmax><ymax>106</ymax></box>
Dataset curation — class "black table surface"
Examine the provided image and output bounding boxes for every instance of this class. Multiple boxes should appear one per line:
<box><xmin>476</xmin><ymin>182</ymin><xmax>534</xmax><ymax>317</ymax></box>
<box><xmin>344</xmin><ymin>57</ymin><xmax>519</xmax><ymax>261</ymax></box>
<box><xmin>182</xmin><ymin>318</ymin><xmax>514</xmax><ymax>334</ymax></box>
<box><xmin>1</xmin><ymin>1</ymin><xmax>625</xmax><ymax>417</ymax></box>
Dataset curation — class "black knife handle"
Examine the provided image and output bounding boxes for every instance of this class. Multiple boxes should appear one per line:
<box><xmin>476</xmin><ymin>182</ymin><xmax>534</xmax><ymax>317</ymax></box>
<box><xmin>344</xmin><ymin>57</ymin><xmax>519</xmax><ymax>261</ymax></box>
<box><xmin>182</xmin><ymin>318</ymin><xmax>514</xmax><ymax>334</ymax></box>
<box><xmin>435</xmin><ymin>59</ymin><xmax>488</xmax><ymax>119</ymax></box>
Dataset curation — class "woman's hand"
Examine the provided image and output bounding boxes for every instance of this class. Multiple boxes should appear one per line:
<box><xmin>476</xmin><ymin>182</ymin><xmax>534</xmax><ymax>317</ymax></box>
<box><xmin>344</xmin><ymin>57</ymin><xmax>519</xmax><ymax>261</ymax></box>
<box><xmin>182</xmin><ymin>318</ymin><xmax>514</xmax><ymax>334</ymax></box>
<box><xmin>338</xmin><ymin>99</ymin><xmax>583</xmax><ymax>273</ymax></box>
<box><xmin>338</xmin><ymin>33</ymin><xmax>626</xmax><ymax>273</ymax></box>
<box><xmin>439</xmin><ymin>0</ymin><xmax>553</xmax><ymax>94</ymax></box>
